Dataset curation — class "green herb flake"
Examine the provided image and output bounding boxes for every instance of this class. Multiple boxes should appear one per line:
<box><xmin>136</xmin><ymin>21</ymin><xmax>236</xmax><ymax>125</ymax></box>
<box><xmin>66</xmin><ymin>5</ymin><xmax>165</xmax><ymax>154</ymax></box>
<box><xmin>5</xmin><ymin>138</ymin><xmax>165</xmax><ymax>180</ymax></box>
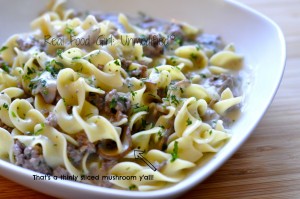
<box><xmin>42</xmin><ymin>90</ymin><xmax>49</xmax><ymax>95</ymax></box>
<box><xmin>27</xmin><ymin>67</ymin><xmax>35</xmax><ymax>75</ymax></box>
<box><xmin>154</xmin><ymin>67</ymin><xmax>159</xmax><ymax>73</ymax></box>
<box><xmin>56</xmin><ymin>49</ymin><xmax>64</xmax><ymax>59</ymax></box>
<box><xmin>141</xmin><ymin>119</ymin><xmax>147</xmax><ymax>129</ymax></box>
<box><xmin>3</xmin><ymin>103</ymin><xmax>9</xmax><ymax>110</ymax></box>
<box><xmin>131</xmin><ymin>91</ymin><xmax>137</xmax><ymax>99</ymax></box>
<box><xmin>190</xmin><ymin>53</ymin><xmax>198</xmax><ymax>60</ymax></box>
<box><xmin>118</xmin><ymin>96</ymin><xmax>127</xmax><ymax>104</ymax></box>
<box><xmin>34</xmin><ymin>128</ymin><xmax>43</xmax><ymax>136</ymax></box>
<box><xmin>180</xmin><ymin>87</ymin><xmax>184</xmax><ymax>94</ymax></box>
<box><xmin>133</xmin><ymin>105</ymin><xmax>149</xmax><ymax>113</ymax></box>
<box><xmin>156</xmin><ymin>131</ymin><xmax>162</xmax><ymax>139</ymax></box>
<box><xmin>170</xmin><ymin>95</ymin><xmax>179</xmax><ymax>106</ymax></box>
<box><xmin>196</xmin><ymin>45</ymin><xmax>202</xmax><ymax>51</ymax></box>
<box><xmin>129</xmin><ymin>184</ymin><xmax>137</xmax><ymax>190</ymax></box>
<box><xmin>186</xmin><ymin>118</ymin><xmax>192</xmax><ymax>126</ymax></box>
<box><xmin>72</xmin><ymin>56</ymin><xmax>81</xmax><ymax>60</ymax></box>
<box><xmin>209</xmin><ymin>129</ymin><xmax>213</xmax><ymax>135</ymax></box>
<box><xmin>62</xmin><ymin>98</ymin><xmax>67</xmax><ymax>106</ymax></box>
<box><xmin>11</xmin><ymin>111</ymin><xmax>16</xmax><ymax>118</ymax></box>
<box><xmin>1</xmin><ymin>63</ymin><xmax>10</xmax><ymax>73</ymax></box>
<box><xmin>170</xmin><ymin>141</ymin><xmax>179</xmax><ymax>162</ymax></box>
<box><xmin>200</xmin><ymin>74</ymin><xmax>207</xmax><ymax>78</ymax></box>
<box><xmin>0</xmin><ymin>46</ymin><xmax>8</xmax><ymax>53</ymax></box>
<box><xmin>54</xmin><ymin>61</ymin><xmax>64</xmax><ymax>68</ymax></box>
<box><xmin>45</xmin><ymin>61</ymin><xmax>62</xmax><ymax>77</ymax></box>
<box><xmin>114</xmin><ymin>59</ymin><xmax>120</xmax><ymax>66</ymax></box>
<box><xmin>65</xmin><ymin>27</ymin><xmax>75</xmax><ymax>35</ymax></box>
<box><xmin>40</xmin><ymin>79</ymin><xmax>47</xmax><ymax>87</ymax></box>
<box><xmin>174</xmin><ymin>65</ymin><xmax>180</xmax><ymax>71</ymax></box>
<box><xmin>159</xmin><ymin>125</ymin><xmax>165</xmax><ymax>129</ymax></box>
<box><xmin>109</xmin><ymin>98</ymin><xmax>117</xmax><ymax>109</ymax></box>
<box><xmin>175</xmin><ymin>38</ymin><xmax>183</xmax><ymax>46</ymax></box>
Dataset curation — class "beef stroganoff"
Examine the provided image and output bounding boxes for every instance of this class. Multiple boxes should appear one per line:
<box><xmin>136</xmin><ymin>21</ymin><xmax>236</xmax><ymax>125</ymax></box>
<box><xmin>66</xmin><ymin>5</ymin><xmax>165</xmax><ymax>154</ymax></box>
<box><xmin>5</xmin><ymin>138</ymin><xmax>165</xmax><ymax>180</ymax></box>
<box><xmin>0</xmin><ymin>0</ymin><xmax>243</xmax><ymax>191</ymax></box>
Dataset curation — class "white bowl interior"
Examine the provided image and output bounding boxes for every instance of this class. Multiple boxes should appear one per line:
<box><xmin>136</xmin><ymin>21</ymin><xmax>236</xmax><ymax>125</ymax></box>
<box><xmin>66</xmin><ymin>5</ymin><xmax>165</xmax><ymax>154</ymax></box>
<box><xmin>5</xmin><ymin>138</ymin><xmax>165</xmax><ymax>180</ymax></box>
<box><xmin>0</xmin><ymin>0</ymin><xmax>285</xmax><ymax>198</ymax></box>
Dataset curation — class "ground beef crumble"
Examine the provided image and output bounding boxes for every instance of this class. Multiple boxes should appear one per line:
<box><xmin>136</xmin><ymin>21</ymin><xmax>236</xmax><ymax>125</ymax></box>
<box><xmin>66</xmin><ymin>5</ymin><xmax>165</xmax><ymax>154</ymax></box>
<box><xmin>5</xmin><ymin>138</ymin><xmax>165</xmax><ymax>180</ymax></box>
<box><xmin>16</xmin><ymin>37</ymin><xmax>46</xmax><ymax>52</ymax></box>
<box><xmin>13</xmin><ymin>140</ymin><xmax>52</xmax><ymax>175</ymax></box>
<box><xmin>67</xmin><ymin>133</ymin><xmax>96</xmax><ymax>167</ymax></box>
<box><xmin>104</xmin><ymin>89</ymin><xmax>131</xmax><ymax>122</ymax></box>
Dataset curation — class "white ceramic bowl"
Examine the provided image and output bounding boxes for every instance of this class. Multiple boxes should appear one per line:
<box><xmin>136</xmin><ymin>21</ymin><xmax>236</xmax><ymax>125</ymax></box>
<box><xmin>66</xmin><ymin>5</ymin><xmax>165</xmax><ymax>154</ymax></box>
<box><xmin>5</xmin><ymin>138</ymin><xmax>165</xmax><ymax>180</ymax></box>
<box><xmin>0</xmin><ymin>0</ymin><xmax>285</xmax><ymax>198</ymax></box>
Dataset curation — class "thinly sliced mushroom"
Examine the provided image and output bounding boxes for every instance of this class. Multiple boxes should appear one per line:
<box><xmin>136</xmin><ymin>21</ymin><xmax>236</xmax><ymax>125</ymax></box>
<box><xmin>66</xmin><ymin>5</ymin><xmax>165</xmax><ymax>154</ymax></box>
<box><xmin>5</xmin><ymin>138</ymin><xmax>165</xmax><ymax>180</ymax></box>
<box><xmin>97</xmin><ymin>126</ymin><xmax>132</xmax><ymax>160</ymax></box>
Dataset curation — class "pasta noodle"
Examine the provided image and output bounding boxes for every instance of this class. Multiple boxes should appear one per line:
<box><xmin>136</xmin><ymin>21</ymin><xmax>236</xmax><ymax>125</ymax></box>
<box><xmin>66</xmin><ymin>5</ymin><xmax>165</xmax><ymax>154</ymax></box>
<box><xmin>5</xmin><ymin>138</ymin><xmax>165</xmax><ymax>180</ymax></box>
<box><xmin>0</xmin><ymin>0</ymin><xmax>243</xmax><ymax>191</ymax></box>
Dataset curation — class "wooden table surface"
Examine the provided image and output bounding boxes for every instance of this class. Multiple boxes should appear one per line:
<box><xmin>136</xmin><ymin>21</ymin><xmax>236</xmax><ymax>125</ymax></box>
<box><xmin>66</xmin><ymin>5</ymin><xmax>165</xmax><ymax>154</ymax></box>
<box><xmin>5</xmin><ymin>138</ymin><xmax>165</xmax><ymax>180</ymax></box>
<box><xmin>1</xmin><ymin>0</ymin><xmax>299</xmax><ymax>198</ymax></box>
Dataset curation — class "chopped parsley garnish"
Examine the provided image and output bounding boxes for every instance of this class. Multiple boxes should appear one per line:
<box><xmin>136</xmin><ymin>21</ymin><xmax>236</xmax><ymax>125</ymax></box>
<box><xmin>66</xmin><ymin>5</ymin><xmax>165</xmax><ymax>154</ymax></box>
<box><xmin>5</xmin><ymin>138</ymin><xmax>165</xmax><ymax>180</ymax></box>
<box><xmin>154</xmin><ymin>67</ymin><xmax>159</xmax><ymax>73</ymax></box>
<box><xmin>0</xmin><ymin>46</ymin><xmax>8</xmax><ymax>53</ymax></box>
<box><xmin>186</xmin><ymin>118</ymin><xmax>192</xmax><ymax>126</ymax></box>
<box><xmin>114</xmin><ymin>59</ymin><xmax>120</xmax><ymax>66</ymax></box>
<box><xmin>180</xmin><ymin>87</ymin><xmax>184</xmax><ymax>94</ymax></box>
<box><xmin>133</xmin><ymin>105</ymin><xmax>149</xmax><ymax>113</ymax></box>
<box><xmin>190</xmin><ymin>53</ymin><xmax>198</xmax><ymax>60</ymax></box>
<box><xmin>174</xmin><ymin>65</ymin><xmax>180</xmax><ymax>71</ymax></box>
<box><xmin>170</xmin><ymin>141</ymin><xmax>179</xmax><ymax>162</ymax></box>
<box><xmin>72</xmin><ymin>56</ymin><xmax>81</xmax><ymax>60</ymax></box>
<box><xmin>170</xmin><ymin>95</ymin><xmax>180</xmax><ymax>106</ymax></box>
<box><xmin>1</xmin><ymin>62</ymin><xmax>10</xmax><ymax>73</ymax></box>
<box><xmin>196</xmin><ymin>45</ymin><xmax>202</xmax><ymax>51</ymax></box>
<box><xmin>131</xmin><ymin>91</ymin><xmax>137</xmax><ymax>99</ymax></box>
<box><xmin>141</xmin><ymin>119</ymin><xmax>147</xmax><ymax>129</ymax></box>
<box><xmin>34</xmin><ymin>128</ymin><xmax>43</xmax><ymax>136</ymax></box>
<box><xmin>45</xmin><ymin>60</ymin><xmax>64</xmax><ymax>76</ymax></box>
<box><xmin>109</xmin><ymin>98</ymin><xmax>117</xmax><ymax>109</ymax></box>
<box><xmin>118</xmin><ymin>96</ymin><xmax>128</xmax><ymax>105</ymax></box>
<box><xmin>41</xmin><ymin>79</ymin><xmax>47</xmax><ymax>87</ymax></box>
<box><xmin>65</xmin><ymin>27</ymin><xmax>75</xmax><ymax>35</ymax></box>
<box><xmin>56</xmin><ymin>49</ymin><xmax>64</xmax><ymax>59</ymax></box>
<box><xmin>3</xmin><ymin>103</ymin><xmax>9</xmax><ymax>110</ymax></box>
<box><xmin>62</xmin><ymin>98</ymin><xmax>67</xmax><ymax>106</ymax></box>
<box><xmin>28</xmin><ymin>82</ymin><xmax>37</xmax><ymax>90</ymax></box>
<box><xmin>55</xmin><ymin>61</ymin><xmax>64</xmax><ymax>68</ymax></box>
<box><xmin>175</xmin><ymin>38</ymin><xmax>183</xmax><ymax>46</ymax></box>
<box><xmin>42</xmin><ymin>90</ymin><xmax>49</xmax><ymax>95</ymax></box>
<box><xmin>159</xmin><ymin>125</ymin><xmax>165</xmax><ymax>129</ymax></box>
<box><xmin>200</xmin><ymin>74</ymin><xmax>207</xmax><ymax>78</ymax></box>
<box><xmin>209</xmin><ymin>129</ymin><xmax>213</xmax><ymax>135</ymax></box>
<box><xmin>11</xmin><ymin>111</ymin><xmax>16</xmax><ymax>118</ymax></box>
<box><xmin>158</xmin><ymin>130</ymin><xmax>163</xmax><ymax>139</ymax></box>
<box><xmin>27</xmin><ymin>67</ymin><xmax>35</xmax><ymax>75</ymax></box>
<box><xmin>170</xmin><ymin>56</ymin><xmax>177</xmax><ymax>65</ymax></box>
<box><xmin>129</xmin><ymin>185</ymin><xmax>137</xmax><ymax>190</ymax></box>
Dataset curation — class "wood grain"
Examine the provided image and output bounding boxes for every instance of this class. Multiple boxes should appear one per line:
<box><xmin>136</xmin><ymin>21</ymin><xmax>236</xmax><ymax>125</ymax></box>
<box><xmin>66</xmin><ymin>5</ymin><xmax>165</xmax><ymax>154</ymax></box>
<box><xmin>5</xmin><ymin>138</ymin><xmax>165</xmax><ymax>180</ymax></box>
<box><xmin>1</xmin><ymin>0</ymin><xmax>299</xmax><ymax>198</ymax></box>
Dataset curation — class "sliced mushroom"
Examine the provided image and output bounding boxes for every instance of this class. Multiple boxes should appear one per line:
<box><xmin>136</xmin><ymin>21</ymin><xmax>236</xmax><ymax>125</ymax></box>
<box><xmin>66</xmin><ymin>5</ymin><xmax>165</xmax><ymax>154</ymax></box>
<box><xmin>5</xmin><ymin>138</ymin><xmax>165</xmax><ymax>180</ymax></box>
<box><xmin>97</xmin><ymin>126</ymin><xmax>132</xmax><ymax>160</ymax></box>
